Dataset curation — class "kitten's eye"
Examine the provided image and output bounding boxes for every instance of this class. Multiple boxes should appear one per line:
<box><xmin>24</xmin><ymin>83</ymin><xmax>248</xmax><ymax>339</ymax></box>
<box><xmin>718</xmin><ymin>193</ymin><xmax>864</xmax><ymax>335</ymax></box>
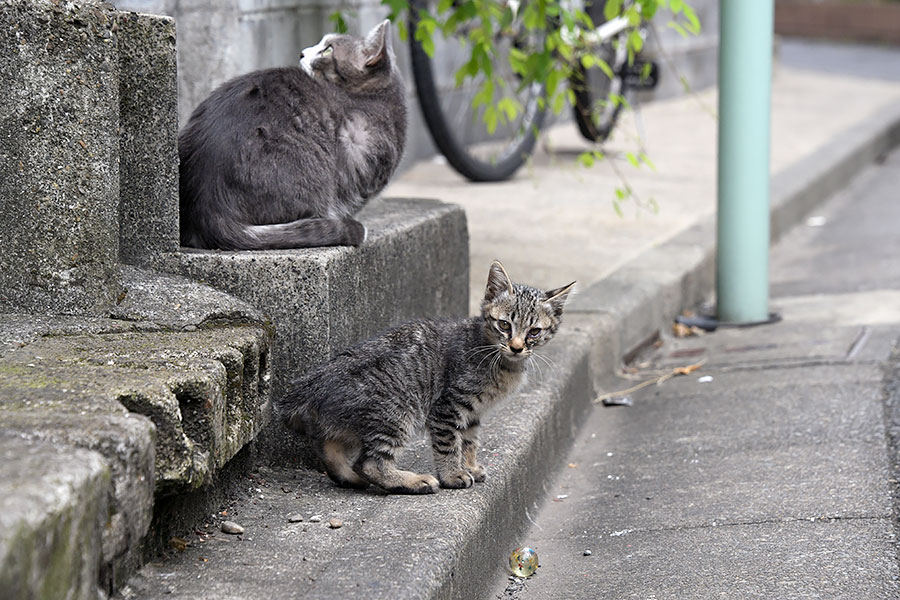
<box><xmin>497</xmin><ymin>320</ymin><xmax>511</xmax><ymax>332</ymax></box>
<box><xmin>528</xmin><ymin>327</ymin><xmax>542</xmax><ymax>338</ymax></box>
<box><xmin>320</xmin><ymin>45</ymin><xmax>333</xmax><ymax>57</ymax></box>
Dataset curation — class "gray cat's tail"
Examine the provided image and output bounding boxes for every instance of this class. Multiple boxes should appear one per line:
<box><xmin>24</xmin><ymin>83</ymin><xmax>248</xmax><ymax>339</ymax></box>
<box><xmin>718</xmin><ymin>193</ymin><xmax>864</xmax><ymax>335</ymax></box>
<box><xmin>239</xmin><ymin>218</ymin><xmax>367</xmax><ymax>250</ymax></box>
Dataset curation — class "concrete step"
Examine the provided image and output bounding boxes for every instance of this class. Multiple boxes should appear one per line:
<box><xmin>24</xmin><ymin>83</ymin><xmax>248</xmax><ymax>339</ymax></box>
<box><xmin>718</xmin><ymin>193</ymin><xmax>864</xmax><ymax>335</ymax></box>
<box><xmin>0</xmin><ymin>266</ymin><xmax>273</xmax><ymax>593</ymax></box>
<box><xmin>0</xmin><ymin>435</ymin><xmax>110</xmax><ymax>600</ymax></box>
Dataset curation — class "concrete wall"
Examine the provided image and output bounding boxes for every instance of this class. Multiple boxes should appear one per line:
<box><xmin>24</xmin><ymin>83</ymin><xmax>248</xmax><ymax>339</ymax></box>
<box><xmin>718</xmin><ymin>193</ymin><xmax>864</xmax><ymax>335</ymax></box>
<box><xmin>110</xmin><ymin>0</ymin><xmax>719</xmax><ymax>168</ymax></box>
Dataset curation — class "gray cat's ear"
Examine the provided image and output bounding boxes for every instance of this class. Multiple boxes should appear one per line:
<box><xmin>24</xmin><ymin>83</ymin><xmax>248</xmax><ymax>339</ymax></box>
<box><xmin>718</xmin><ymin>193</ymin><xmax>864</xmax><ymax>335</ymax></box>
<box><xmin>365</xmin><ymin>19</ymin><xmax>392</xmax><ymax>68</ymax></box>
<box><xmin>485</xmin><ymin>260</ymin><xmax>514</xmax><ymax>301</ymax></box>
<box><xmin>545</xmin><ymin>281</ymin><xmax>576</xmax><ymax>316</ymax></box>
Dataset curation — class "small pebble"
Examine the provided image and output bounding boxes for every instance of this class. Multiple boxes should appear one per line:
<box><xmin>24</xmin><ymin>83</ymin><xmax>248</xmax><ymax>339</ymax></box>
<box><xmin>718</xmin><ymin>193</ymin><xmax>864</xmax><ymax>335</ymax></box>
<box><xmin>328</xmin><ymin>518</ymin><xmax>343</xmax><ymax>529</ymax></box>
<box><xmin>287</xmin><ymin>513</ymin><xmax>304</xmax><ymax>523</ymax></box>
<box><xmin>309</xmin><ymin>515</ymin><xmax>322</xmax><ymax>523</ymax></box>
<box><xmin>221</xmin><ymin>521</ymin><xmax>244</xmax><ymax>535</ymax></box>
<box><xmin>583</xmin><ymin>549</ymin><xmax>592</xmax><ymax>556</ymax></box>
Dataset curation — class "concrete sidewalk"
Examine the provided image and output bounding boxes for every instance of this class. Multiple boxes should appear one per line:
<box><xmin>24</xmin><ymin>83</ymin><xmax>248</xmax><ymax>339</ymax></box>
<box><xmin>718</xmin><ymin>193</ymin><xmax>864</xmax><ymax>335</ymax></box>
<box><xmin>386</xmin><ymin>53</ymin><xmax>900</xmax><ymax>313</ymax></box>
<box><xmin>494</xmin><ymin>143</ymin><xmax>900</xmax><ymax>600</ymax></box>
<box><xmin>120</xmin><ymin>41</ymin><xmax>900</xmax><ymax>599</ymax></box>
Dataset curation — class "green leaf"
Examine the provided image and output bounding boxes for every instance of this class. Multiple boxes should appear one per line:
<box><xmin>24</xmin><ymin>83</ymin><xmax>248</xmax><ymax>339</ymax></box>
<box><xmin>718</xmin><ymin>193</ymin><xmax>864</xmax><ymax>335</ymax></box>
<box><xmin>472</xmin><ymin>79</ymin><xmax>494</xmax><ymax>108</ymax></box>
<box><xmin>437</xmin><ymin>0</ymin><xmax>454</xmax><ymax>14</ymax></box>
<box><xmin>670</xmin><ymin>0</ymin><xmax>685</xmax><ymax>13</ymax></box>
<box><xmin>497</xmin><ymin>97</ymin><xmax>521</xmax><ymax>121</ymax></box>
<box><xmin>552</xmin><ymin>91</ymin><xmax>566</xmax><ymax>114</ymax></box>
<box><xmin>638</xmin><ymin>152</ymin><xmax>657</xmax><ymax>171</ymax></box>
<box><xmin>484</xmin><ymin>105</ymin><xmax>499</xmax><ymax>134</ymax></box>
<box><xmin>414</xmin><ymin>17</ymin><xmax>437</xmax><ymax>57</ymax></box>
<box><xmin>380</xmin><ymin>0</ymin><xmax>407</xmax><ymax>18</ymax></box>
<box><xmin>545</xmin><ymin>67</ymin><xmax>565</xmax><ymax>97</ymax></box>
<box><xmin>578</xmin><ymin>152</ymin><xmax>595</xmax><ymax>168</ymax></box>
<box><xmin>593</xmin><ymin>57</ymin><xmax>614</xmax><ymax>80</ymax></box>
<box><xmin>682</xmin><ymin>5</ymin><xmax>701</xmax><ymax>35</ymax></box>
<box><xmin>604</xmin><ymin>0</ymin><xmax>623</xmax><ymax>21</ymax></box>
<box><xmin>625</xmin><ymin>152</ymin><xmax>640</xmax><ymax>168</ymax></box>
<box><xmin>628</xmin><ymin>29</ymin><xmax>644</xmax><ymax>53</ymax></box>
<box><xmin>328</xmin><ymin>11</ymin><xmax>348</xmax><ymax>34</ymax></box>
<box><xmin>642</xmin><ymin>0</ymin><xmax>660</xmax><ymax>20</ymax></box>
<box><xmin>667</xmin><ymin>21</ymin><xmax>688</xmax><ymax>38</ymax></box>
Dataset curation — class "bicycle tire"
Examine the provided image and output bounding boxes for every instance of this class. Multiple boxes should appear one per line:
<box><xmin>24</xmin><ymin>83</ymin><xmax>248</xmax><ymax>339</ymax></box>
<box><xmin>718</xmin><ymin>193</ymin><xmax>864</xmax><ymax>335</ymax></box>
<box><xmin>570</xmin><ymin>1</ymin><xmax>628</xmax><ymax>143</ymax></box>
<box><xmin>408</xmin><ymin>5</ymin><xmax>547</xmax><ymax>182</ymax></box>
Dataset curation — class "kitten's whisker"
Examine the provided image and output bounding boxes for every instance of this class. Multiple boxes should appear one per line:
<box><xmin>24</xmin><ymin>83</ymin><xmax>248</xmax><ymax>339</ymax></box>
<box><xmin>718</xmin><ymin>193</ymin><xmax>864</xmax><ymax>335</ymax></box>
<box><xmin>527</xmin><ymin>355</ymin><xmax>545</xmax><ymax>384</ymax></box>
<box><xmin>475</xmin><ymin>346</ymin><xmax>502</xmax><ymax>371</ymax></box>
<box><xmin>490</xmin><ymin>352</ymin><xmax>502</xmax><ymax>378</ymax></box>
<box><xmin>465</xmin><ymin>344</ymin><xmax>500</xmax><ymax>358</ymax></box>
<box><xmin>531</xmin><ymin>352</ymin><xmax>558</xmax><ymax>379</ymax></box>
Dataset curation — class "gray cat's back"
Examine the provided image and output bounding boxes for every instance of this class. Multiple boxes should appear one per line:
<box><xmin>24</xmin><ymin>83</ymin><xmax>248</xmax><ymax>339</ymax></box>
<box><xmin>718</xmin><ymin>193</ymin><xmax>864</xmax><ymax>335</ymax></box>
<box><xmin>178</xmin><ymin>21</ymin><xmax>406</xmax><ymax>251</ymax></box>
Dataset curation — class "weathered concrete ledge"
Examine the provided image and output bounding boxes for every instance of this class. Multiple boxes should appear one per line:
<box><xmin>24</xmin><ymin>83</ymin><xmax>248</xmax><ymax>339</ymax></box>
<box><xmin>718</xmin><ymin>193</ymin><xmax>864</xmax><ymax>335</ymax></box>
<box><xmin>0</xmin><ymin>266</ymin><xmax>272</xmax><ymax>593</ymax></box>
<box><xmin>0</xmin><ymin>435</ymin><xmax>109</xmax><ymax>600</ymax></box>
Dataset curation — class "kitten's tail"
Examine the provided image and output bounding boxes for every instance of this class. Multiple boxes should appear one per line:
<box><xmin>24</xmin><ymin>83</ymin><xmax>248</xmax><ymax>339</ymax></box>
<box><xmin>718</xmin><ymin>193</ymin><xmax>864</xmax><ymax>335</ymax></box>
<box><xmin>239</xmin><ymin>218</ymin><xmax>367</xmax><ymax>250</ymax></box>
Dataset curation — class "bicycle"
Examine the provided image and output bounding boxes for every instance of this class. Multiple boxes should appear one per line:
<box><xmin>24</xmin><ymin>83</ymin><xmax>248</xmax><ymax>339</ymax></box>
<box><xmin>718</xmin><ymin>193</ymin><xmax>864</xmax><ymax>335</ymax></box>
<box><xmin>408</xmin><ymin>0</ymin><xmax>659</xmax><ymax>182</ymax></box>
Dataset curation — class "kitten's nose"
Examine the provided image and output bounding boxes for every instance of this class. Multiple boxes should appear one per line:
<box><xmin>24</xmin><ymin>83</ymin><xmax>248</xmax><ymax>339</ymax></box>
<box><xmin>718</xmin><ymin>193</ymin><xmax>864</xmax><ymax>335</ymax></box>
<box><xmin>510</xmin><ymin>344</ymin><xmax>524</xmax><ymax>354</ymax></box>
<box><xmin>299</xmin><ymin>52</ymin><xmax>305</xmax><ymax>59</ymax></box>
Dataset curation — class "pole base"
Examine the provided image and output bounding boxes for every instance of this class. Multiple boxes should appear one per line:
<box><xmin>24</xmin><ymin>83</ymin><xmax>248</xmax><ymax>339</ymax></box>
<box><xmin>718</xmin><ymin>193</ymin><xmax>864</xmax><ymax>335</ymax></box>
<box><xmin>676</xmin><ymin>312</ymin><xmax>782</xmax><ymax>332</ymax></box>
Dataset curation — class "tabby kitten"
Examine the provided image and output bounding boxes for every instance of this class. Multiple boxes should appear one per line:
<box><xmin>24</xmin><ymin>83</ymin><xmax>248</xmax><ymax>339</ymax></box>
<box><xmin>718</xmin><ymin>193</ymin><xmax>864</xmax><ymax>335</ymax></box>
<box><xmin>178</xmin><ymin>20</ymin><xmax>406</xmax><ymax>250</ymax></box>
<box><xmin>276</xmin><ymin>262</ymin><xmax>575</xmax><ymax>494</ymax></box>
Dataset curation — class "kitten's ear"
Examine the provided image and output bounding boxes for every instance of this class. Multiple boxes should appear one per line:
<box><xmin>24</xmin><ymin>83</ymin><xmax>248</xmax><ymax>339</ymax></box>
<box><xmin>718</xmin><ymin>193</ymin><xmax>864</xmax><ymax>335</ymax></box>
<box><xmin>364</xmin><ymin>19</ymin><xmax>392</xmax><ymax>68</ymax></box>
<box><xmin>545</xmin><ymin>281</ymin><xmax>576</xmax><ymax>316</ymax></box>
<box><xmin>485</xmin><ymin>260</ymin><xmax>514</xmax><ymax>301</ymax></box>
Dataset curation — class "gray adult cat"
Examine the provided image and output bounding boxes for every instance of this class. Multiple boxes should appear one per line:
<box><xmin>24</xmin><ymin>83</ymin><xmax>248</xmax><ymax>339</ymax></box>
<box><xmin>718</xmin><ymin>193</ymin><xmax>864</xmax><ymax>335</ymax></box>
<box><xmin>276</xmin><ymin>261</ymin><xmax>575</xmax><ymax>494</ymax></box>
<box><xmin>178</xmin><ymin>20</ymin><xmax>406</xmax><ymax>250</ymax></box>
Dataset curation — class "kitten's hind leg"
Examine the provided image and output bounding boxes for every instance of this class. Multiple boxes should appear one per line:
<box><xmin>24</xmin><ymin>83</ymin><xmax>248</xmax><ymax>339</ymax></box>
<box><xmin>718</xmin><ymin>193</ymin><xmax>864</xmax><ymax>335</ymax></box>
<box><xmin>321</xmin><ymin>439</ymin><xmax>369</xmax><ymax>489</ymax></box>
<box><xmin>353</xmin><ymin>452</ymin><xmax>440</xmax><ymax>495</ymax></box>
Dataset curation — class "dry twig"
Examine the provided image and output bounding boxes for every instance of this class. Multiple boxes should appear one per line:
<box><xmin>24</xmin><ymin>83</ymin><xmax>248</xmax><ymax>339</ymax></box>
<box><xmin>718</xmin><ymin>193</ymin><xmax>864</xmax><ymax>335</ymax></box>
<box><xmin>593</xmin><ymin>359</ymin><xmax>706</xmax><ymax>404</ymax></box>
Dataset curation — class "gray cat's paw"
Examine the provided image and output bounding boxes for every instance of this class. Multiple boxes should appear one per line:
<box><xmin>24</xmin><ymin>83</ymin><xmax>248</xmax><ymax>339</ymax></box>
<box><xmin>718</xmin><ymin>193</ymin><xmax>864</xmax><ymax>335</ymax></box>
<box><xmin>439</xmin><ymin>470</ymin><xmax>476</xmax><ymax>489</ymax></box>
<box><xmin>468</xmin><ymin>464</ymin><xmax>486</xmax><ymax>483</ymax></box>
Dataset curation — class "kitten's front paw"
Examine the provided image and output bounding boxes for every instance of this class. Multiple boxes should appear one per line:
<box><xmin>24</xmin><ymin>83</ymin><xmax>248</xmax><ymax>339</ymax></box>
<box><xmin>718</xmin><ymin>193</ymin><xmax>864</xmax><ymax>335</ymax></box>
<box><xmin>395</xmin><ymin>473</ymin><xmax>440</xmax><ymax>495</ymax></box>
<box><xmin>439</xmin><ymin>470</ymin><xmax>476</xmax><ymax>489</ymax></box>
<box><xmin>468</xmin><ymin>464</ymin><xmax>486</xmax><ymax>483</ymax></box>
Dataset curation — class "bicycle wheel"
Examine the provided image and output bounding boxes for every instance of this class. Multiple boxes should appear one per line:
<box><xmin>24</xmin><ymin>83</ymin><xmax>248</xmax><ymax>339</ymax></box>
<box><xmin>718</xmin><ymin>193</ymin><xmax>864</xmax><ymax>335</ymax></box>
<box><xmin>570</xmin><ymin>1</ymin><xmax>628</xmax><ymax>143</ymax></box>
<box><xmin>408</xmin><ymin>5</ymin><xmax>547</xmax><ymax>182</ymax></box>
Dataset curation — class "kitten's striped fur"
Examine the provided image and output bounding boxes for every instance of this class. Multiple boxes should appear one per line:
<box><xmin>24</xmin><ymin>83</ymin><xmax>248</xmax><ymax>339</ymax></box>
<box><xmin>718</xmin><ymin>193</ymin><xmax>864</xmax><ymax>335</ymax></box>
<box><xmin>276</xmin><ymin>261</ymin><xmax>574</xmax><ymax>494</ymax></box>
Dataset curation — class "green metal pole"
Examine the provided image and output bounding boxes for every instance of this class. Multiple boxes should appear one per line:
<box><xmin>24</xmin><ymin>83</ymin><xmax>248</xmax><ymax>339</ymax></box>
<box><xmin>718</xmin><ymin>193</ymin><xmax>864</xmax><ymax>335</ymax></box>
<box><xmin>716</xmin><ymin>0</ymin><xmax>774</xmax><ymax>324</ymax></box>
